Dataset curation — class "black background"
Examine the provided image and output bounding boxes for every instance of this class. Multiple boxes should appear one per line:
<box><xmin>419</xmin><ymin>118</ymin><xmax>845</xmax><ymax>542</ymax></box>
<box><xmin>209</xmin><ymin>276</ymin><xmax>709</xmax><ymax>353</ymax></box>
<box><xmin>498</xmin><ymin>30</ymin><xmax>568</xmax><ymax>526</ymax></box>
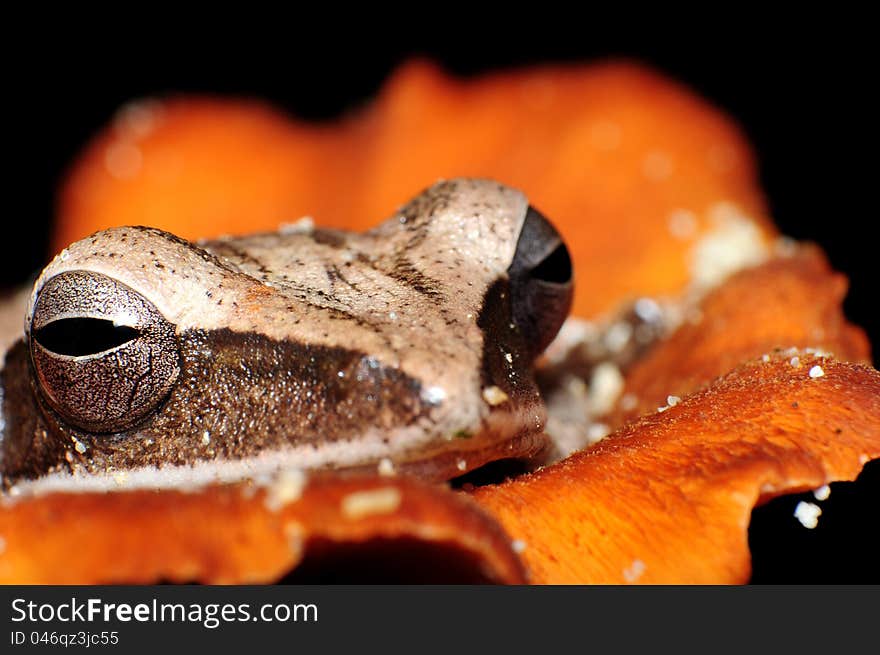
<box><xmin>2</xmin><ymin>23</ymin><xmax>877</xmax><ymax>582</ymax></box>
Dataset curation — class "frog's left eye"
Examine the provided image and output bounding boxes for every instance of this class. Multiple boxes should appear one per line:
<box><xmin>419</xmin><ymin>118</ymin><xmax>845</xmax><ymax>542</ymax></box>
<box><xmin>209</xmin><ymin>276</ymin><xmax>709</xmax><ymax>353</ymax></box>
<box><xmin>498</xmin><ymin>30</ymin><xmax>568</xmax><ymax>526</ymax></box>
<box><xmin>508</xmin><ymin>206</ymin><xmax>574</xmax><ymax>358</ymax></box>
<box><xmin>28</xmin><ymin>270</ymin><xmax>180</xmax><ymax>433</ymax></box>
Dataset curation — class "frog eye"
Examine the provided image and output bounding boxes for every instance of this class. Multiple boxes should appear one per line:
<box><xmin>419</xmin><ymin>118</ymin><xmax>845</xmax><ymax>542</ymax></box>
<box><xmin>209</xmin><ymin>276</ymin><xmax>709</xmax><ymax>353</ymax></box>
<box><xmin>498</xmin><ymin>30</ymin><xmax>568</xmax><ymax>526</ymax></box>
<box><xmin>28</xmin><ymin>270</ymin><xmax>180</xmax><ymax>433</ymax></box>
<box><xmin>507</xmin><ymin>206</ymin><xmax>574</xmax><ymax>358</ymax></box>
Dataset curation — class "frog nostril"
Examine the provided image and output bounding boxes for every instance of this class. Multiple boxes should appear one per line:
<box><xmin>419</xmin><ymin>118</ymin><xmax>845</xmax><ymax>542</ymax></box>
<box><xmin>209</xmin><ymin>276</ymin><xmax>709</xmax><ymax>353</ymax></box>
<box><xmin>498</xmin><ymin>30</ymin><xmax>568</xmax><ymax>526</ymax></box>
<box><xmin>33</xmin><ymin>318</ymin><xmax>141</xmax><ymax>357</ymax></box>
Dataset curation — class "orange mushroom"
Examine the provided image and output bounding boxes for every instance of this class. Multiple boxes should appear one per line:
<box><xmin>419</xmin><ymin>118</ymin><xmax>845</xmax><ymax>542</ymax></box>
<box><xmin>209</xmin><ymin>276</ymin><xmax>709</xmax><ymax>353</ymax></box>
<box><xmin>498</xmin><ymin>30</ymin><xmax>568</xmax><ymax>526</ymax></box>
<box><xmin>1</xmin><ymin>60</ymin><xmax>876</xmax><ymax>584</ymax></box>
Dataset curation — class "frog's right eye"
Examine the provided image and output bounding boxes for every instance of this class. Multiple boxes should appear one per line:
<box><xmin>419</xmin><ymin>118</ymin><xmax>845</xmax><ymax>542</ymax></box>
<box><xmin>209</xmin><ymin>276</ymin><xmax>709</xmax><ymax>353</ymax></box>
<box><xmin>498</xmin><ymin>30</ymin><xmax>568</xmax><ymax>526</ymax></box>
<box><xmin>28</xmin><ymin>270</ymin><xmax>180</xmax><ymax>433</ymax></box>
<box><xmin>507</xmin><ymin>206</ymin><xmax>574</xmax><ymax>359</ymax></box>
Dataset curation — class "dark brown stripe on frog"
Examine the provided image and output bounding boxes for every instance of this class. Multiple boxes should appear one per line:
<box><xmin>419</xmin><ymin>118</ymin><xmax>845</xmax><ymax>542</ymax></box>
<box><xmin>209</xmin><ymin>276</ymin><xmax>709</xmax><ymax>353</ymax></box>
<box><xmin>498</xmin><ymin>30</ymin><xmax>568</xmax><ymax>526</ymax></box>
<box><xmin>475</xmin><ymin>279</ymin><xmax>540</xmax><ymax>407</ymax></box>
<box><xmin>1</xmin><ymin>339</ymin><xmax>74</xmax><ymax>488</ymax></box>
<box><xmin>204</xmin><ymin>240</ymin><xmax>274</xmax><ymax>277</ymax></box>
<box><xmin>310</xmin><ymin>229</ymin><xmax>348</xmax><ymax>249</ymax></box>
<box><xmin>1</xmin><ymin>330</ymin><xmax>427</xmax><ymax>485</ymax></box>
<box><xmin>397</xmin><ymin>180</ymin><xmax>456</xmax><ymax>228</ymax></box>
<box><xmin>386</xmin><ymin>255</ymin><xmax>445</xmax><ymax>301</ymax></box>
<box><xmin>202</xmin><ymin>240</ymin><xmax>396</xmax><ymax>337</ymax></box>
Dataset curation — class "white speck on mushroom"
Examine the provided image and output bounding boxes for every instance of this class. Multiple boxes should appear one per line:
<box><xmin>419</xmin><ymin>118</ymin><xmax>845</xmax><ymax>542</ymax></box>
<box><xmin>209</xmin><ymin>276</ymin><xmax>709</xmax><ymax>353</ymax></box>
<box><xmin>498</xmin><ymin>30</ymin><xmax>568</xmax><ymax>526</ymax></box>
<box><xmin>504</xmin><ymin>352</ymin><xmax>514</xmax><ymax>364</ymax></box>
<box><xmin>586</xmin><ymin>423</ymin><xmax>611</xmax><ymax>443</ymax></box>
<box><xmin>762</xmin><ymin>354</ymin><xmax>771</xmax><ymax>362</ymax></box>
<box><xmin>588</xmin><ymin>362</ymin><xmax>624</xmax><ymax>415</ymax></box>
<box><xmin>690</xmin><ymin>204</ymin><xmax>769</xmax><ymax>289</ymax></box>
<box><xmin>657</xmin><ymin>394</ymin><xmax>681</xmax><ymax>413</ymax></box>
<box><xmin>604</xmin><ymin>322</ymin><xmax>633</xmax><ymax>354</ymax></box>
<box><xmin>511</xmin><ymin>539</ymin><xmax>527</xmax><ymax>554</ymax></box>
<box><xmin>809</xmin><ymin>365</ymin><xmax>825</xmax><ymax>379</ymax></box>
<box><xmin>341</xmin><ymin>487</ymin><xmax>402</xmax><ymax>520</ymax></box>
<box><xmin>201</xmin><ymin>431</ymin><xmax>211</xmax><ymax>446</ymax></box>
<box><xmin>813</xmin><ymin>485</ymin><xmax>831</xmax><ymax>501</ymax></box>
<box><xmin>377</xmin><ymin>458</ymin><xmax>396</xmax><ymax>477</ymax></box>
<box><xmin>72</xmin><ymin>438</ymin><xmax>87</xmax><ymax>455</ymax></box>
<box><xmin>634</xmin><ymin>297</ymin><xmax>664</xmax><ymax>323</ymax></box>
<box><xmin>794</xmin><ymin>501</ymin><xmax>822</xmax><ymax>529</ymax></box>
<box><xmin>263</xmin><ymin>468</ymin><xmax>307</xmax><ymax>512</ymax></box>
<box><xmin>482</xmin><ymin>386</ymin><xmax>510</xmax><ymax>406</ymax></box>
<box><xmin>623</xmin><ymin>558</ymin><xmax>647</xmax><ymax>583</ymax></box>
<box><xmin>456</xmin><ymin>459</ymin><xmax>467</xmax><ymax>472</ymax></box>
<box><xmin>790</xmin><ymin>356</ymin><xmax>800</xmax><ymax>368</ymax></box>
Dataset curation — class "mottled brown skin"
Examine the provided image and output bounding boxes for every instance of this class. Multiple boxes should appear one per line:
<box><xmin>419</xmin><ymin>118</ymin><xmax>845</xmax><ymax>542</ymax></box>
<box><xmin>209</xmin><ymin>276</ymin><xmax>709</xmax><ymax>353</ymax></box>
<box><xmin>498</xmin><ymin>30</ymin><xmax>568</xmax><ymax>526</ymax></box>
<box><xmin>2</xmin><ymin>282</ymin><xmax>541</xmax><ymax>482</ymax></box>
<box><xmin>1</xmin><ymin>332</ymin><xmax>427</xmax><ymax>481</ymax></box>
<box><xmin>1</xmin><ymin>179</ymin><xmax>569</xmax><ymax>488</ymax></box>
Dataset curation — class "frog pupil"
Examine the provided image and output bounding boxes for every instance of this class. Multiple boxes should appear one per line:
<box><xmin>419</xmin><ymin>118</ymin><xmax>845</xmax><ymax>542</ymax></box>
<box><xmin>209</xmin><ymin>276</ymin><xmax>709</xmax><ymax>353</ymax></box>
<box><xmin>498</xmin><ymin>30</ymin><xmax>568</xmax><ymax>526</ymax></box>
<box><xmin>33</xmin><ymin>318</ymin><xmax>140</xmax><ymax>357</ymax></box>
<box><xmin>530</xmin><ymin>243</ymin><xmax>572</xmax><ymax>285</ymax></box>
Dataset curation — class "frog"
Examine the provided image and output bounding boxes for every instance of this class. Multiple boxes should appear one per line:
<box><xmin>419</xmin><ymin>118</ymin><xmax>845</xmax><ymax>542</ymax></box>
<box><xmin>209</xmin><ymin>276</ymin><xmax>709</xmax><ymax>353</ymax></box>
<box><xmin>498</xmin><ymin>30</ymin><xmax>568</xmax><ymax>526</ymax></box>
<box><xmin>0</xmin><ymin>178</ymin><xmax>573</xmax><ymax>493</ymax></box>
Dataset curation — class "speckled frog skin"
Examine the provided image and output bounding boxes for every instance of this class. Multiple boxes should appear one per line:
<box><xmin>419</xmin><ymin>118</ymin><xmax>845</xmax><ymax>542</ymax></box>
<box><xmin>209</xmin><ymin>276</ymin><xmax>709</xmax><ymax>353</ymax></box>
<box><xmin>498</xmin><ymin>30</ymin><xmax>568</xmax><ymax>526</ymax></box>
<box><xmin>0</xmin><ymin>179</ymin><xmax>573</xmax><ymax>491</ymax></box>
